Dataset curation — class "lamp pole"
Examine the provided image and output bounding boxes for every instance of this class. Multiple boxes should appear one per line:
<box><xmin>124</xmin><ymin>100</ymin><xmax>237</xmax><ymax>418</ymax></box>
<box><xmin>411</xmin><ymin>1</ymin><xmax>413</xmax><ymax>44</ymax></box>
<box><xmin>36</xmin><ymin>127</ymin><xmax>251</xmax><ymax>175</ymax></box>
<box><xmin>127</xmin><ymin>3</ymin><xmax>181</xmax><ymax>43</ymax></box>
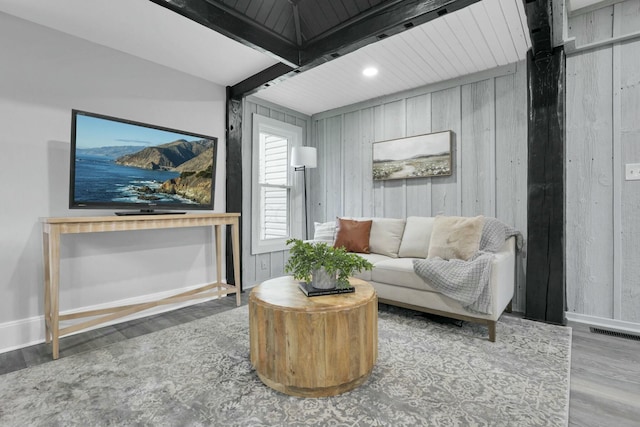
<box><xmin>294</xmin><ymin>165</ymin><xmax>308</xmax><ymax>238</ymax></box>
<box><xmin>291</xmin><ymin>146</ymin><xmax>316</xmax><ymax>240</ymax></box>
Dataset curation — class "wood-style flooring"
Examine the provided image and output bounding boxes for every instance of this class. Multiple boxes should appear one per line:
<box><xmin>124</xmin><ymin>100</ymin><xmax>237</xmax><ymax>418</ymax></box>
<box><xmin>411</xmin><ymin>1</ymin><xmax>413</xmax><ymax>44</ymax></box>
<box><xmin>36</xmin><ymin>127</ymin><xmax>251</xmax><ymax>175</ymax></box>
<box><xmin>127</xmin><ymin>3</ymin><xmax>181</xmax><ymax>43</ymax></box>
<box><xmin>1</xmin><ymin>295</ymin><xmax>639</xmax><ymax>426</ymax></box>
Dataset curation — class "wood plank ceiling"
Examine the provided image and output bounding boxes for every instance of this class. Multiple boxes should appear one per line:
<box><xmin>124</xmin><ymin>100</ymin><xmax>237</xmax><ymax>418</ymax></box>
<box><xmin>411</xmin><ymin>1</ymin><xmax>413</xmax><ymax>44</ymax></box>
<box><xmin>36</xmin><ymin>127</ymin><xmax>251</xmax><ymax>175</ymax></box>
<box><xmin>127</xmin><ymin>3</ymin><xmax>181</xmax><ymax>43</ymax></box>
<box><xmin>255</xmin><ymin>0</ymin><xmax>532</xmax><ymax>115</ymax></box>
<box><xmin>154</xmin><ymin>0</ymin><xmax>531</xmax><ymax>115</ymax></box>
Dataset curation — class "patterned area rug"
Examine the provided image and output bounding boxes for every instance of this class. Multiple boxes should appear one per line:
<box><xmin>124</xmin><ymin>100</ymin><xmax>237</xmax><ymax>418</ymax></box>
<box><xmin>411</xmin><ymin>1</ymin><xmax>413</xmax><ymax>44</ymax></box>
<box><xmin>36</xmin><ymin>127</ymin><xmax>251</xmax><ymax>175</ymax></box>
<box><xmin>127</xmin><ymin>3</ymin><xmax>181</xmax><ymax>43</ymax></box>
<box><xmin>0</xmin><ymin>304</ymin><xmax>571</xmax><ymax>426</ymax></box>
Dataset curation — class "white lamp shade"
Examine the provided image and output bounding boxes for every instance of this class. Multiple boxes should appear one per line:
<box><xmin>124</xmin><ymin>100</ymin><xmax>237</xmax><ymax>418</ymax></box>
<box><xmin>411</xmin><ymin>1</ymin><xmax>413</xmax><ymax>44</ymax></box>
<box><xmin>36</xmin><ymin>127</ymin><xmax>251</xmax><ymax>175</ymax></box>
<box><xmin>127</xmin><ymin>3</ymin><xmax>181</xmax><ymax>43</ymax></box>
<box><xmin>291</xmin><ymin>146</ymin><xmax>317</xmax><ymax>168</ymax></box>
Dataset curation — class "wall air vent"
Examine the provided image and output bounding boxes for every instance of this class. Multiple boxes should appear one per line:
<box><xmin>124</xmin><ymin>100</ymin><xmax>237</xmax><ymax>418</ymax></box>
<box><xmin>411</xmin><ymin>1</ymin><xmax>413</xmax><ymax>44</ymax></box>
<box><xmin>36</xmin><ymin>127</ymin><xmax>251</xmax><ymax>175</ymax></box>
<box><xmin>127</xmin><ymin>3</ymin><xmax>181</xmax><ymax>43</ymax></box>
<box><xmin>590</xmin><ymin>327</ymin><xmax>640</xmax><ymax>341</ymax></box>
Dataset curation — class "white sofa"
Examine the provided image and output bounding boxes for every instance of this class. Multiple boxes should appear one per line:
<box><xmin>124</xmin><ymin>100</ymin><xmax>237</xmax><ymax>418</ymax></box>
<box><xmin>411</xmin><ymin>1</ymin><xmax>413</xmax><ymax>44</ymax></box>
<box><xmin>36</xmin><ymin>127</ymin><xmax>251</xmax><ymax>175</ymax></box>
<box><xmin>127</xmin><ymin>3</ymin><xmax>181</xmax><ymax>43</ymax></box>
<box><xmin>313</xmin><ymin>216</ymin><xmax>517</xmax><ymax>342</ymax></box>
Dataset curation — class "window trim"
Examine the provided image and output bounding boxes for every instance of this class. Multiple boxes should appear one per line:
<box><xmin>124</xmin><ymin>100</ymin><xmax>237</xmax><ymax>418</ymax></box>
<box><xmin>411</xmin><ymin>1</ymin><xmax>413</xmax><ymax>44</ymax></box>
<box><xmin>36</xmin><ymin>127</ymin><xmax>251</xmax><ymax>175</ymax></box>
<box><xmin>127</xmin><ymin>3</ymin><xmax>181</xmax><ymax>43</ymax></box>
<box><xmin>251</xmin><ymin>114</ymin><xmax>303</xmax><ymax>255</ymax></box>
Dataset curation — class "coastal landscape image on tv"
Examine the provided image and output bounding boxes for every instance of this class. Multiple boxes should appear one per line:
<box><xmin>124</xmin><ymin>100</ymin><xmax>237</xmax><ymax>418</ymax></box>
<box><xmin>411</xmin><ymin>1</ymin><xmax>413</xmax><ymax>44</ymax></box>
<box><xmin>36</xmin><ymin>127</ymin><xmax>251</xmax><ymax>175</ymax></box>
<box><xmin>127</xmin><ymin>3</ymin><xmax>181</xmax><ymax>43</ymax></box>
<box><xmin>70</xmin><ymin>110</ymin><xmax>217</xmax><ymax>212</ymax></box>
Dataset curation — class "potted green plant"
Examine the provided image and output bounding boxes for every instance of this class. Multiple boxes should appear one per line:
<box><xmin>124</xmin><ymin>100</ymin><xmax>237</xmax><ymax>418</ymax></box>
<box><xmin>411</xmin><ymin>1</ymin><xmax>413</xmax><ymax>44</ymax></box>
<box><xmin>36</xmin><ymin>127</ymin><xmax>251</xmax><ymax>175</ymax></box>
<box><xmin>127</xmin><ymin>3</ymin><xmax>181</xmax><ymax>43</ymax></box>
<box><xmin>284</xmin><ymin>238</ymin><xmax>373</xmax><ymax>289</ymax></box>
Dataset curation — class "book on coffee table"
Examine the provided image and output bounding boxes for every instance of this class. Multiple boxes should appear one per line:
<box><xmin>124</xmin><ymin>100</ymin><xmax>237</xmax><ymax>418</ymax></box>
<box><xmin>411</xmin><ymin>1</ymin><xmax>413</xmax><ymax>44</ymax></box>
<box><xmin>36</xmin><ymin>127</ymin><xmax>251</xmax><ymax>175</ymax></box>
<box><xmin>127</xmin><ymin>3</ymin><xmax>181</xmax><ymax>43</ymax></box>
<box><xmin>298</xmin><ymin>282</ymin><xmax>355</xmax><ymax>297</ymax></box>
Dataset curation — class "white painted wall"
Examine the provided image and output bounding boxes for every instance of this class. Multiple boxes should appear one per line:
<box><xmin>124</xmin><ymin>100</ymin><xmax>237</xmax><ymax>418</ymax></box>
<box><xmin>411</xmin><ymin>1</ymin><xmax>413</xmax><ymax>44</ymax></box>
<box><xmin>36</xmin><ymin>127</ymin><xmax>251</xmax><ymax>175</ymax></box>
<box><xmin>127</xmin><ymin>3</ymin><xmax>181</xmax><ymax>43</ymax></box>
<box><xmin>0</xmin><ymin>12</ymin><xmax>227</xmax><ymax>352</ymax></box>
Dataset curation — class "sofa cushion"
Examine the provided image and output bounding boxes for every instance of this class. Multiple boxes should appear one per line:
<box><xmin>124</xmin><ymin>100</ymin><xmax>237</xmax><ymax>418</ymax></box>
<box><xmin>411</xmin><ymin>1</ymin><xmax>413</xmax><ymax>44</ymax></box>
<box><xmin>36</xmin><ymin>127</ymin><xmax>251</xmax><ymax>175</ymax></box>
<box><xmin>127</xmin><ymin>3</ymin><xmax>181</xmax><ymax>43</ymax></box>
<box><xmin>428</xmin><ymin>215</ymin><xmax>484</xmax><ymax>261</ymax></box>
<box><xmin>369</xmin><ymin>218</ymin><xmax>406</xmax><ymax>258</ymax></box>
<box><xmin>333</xmin><ymin>218</ymin><xmax>372</xmax><ymax>253</ymax></box>
<box><xmin>313</xmin><ymin>221</ymin><xmax>336</xmax><ymax>242</ymax></box>
<box><xmin>398</xmin><ymin>216</ymin><xmax>434</xmax><ymax>258</ymax></box>
<box><xmin>371</xmin><ymin>258</ymin><xmax>438</xmax><ymax>292</ymax></box>
<box><xmin>352</xmin><ymin>253</ymin><xmax>391</xmax><ymax>281</ymax></box>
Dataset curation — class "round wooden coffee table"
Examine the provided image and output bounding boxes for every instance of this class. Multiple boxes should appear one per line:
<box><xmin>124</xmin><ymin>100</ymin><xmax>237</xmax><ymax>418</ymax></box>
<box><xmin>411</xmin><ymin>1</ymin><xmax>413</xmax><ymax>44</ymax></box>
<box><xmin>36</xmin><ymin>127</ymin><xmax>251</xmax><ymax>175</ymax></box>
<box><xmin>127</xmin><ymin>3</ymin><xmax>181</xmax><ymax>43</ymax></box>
<box><xmin>249</xmin><ymin>276</ymin><xmax>377</xmax><ymax>397</ymax></box>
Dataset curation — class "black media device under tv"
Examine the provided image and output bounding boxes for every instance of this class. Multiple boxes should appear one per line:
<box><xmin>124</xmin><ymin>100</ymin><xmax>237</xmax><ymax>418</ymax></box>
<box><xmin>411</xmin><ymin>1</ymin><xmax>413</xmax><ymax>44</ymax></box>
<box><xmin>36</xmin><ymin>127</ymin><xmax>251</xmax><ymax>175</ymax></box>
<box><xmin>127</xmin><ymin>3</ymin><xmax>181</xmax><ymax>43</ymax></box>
<box><xmin>69</xmin><ymin>109</ymin><xmax>217</xmax><ymax>215</ymax></box>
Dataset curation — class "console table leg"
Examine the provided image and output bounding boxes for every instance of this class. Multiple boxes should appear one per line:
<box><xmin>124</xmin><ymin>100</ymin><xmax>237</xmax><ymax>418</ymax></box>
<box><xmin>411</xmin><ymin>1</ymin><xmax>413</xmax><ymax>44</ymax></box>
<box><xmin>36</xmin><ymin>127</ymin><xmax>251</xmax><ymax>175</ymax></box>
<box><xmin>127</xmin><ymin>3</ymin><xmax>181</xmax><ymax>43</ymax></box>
<box><xmin>232</xmin><ymin>220</ymin><xmax>241</xmax><ymax>306</ymax></box>
<box><xmin>214</xmin><ymin>224</ymin><xmax>222</xmax><ymax>300</ymax></box>
<box><xmin>49</xmin><ymin>227</ymin><xmax>61</xmax><ymax>360</ymax></box>
<box><xmin>42</xmin><ymin>231</ymin><xmax>51</xmax><ymax>344</ymax></box>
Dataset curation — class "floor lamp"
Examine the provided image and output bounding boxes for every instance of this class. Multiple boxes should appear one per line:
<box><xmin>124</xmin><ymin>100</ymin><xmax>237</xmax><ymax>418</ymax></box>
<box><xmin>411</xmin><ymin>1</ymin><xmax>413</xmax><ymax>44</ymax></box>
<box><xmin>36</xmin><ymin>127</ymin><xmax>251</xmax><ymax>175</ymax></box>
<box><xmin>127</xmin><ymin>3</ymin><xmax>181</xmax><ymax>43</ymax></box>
<box><xmin>291</xmin><ymin>146</ymin><xmax>317</xmax><ymax>239</ymax></box>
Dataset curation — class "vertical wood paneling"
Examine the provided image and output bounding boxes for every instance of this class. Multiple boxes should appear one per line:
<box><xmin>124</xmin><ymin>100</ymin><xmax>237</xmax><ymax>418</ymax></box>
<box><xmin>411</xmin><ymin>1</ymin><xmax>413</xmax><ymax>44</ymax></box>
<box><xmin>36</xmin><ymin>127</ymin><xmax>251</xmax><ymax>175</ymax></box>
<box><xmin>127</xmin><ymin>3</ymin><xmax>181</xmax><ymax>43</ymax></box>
<box><xmin>563</xmin><ymin>0</ymin><xmax>640</xmax><ymax>327</ymax></box>
<box><xmin>568</xmin><ymin>7</ymin><xmax>614</xmax><ymax>45</ymax></box>
<box><xmin>270</xmin><ymin>251</ymin><xmax>285</xmax><ymax>277</ymax></box>
<box><xmin>257</xmin><ymin>105</ymin><xmax>270</xmax><ymax>117</ymax></box>
<box><xmin>617</xmin><ymin>0</ymin><xmax>640</xmax><ymax>34</ymax></box>
<box><xmin>461</xmin><ymin>79</ymin><xmax>495</xmax><ymax>217</ymax></box>
<box><xmin>618</xmin><ymin>22</ymin><xmax>640</xmax><ymax>323</ymax></box>
<box><xmin>307</xmin><ymin>121</ymin><xmax>319</xmax><ymax>224</ymax></box>
<box><xmin>612</xmin><ymin>8</ymin><xmax>624</xmax><ymax>322</ymax></box>
<box><xmin>270</xmin><ymin>110</ymin><xmax>285</xmax><ymax>122</ymax></box>
<box><xmin>373</xmin><ymin>105</ymin><xmax>384</xmax><ymax>217</ymax></box>
<box><xmin>382</xmin><ymin>100</ymin><xmax>406</xmax><ymax>139</ymax></box>
<box><xmin>406</xmin><ymin>94</ymin><xmax>432</xmax><ymax>135</ymax></box>
<box><xmin>406</xmin><ymin>94</ymin><xmax>432</xmax><ymax>216</ymax></box>
<box><xmin>566</xmin><ymin>45</ymin><xmax>614</xmax><ymax>318</ymax></box>
<box><xmin>312</xmin><ymin>119</ymin><xmax>327</xmax><ymax>222</ymax></box>
<box><xmin>431</xmin><ymin>86</ymin><xmax>462</xmax><ymax>215</ymax></box>
<box><xmin>325</xmin><ymin>115</ymin><xmax>343</xmax><ymax>218</ymax></box>
<box><xmin>343</xmin><ymin>111</ymin><xmax>363</xmax><ymax>217</ymax></box>
<box><xmin>495</xmin><ymin>64</ymin><xmax>528</xmax><ymax>312</ymax></box>
<box><xmin>360</xmin><ymin>108</ymin><xmax>375</xmax><ymax>217</ymax></box>
<box><xmin>382</xmin><ymin>100</ymin><xmax>407</xmax><ymax>219</ymax></box>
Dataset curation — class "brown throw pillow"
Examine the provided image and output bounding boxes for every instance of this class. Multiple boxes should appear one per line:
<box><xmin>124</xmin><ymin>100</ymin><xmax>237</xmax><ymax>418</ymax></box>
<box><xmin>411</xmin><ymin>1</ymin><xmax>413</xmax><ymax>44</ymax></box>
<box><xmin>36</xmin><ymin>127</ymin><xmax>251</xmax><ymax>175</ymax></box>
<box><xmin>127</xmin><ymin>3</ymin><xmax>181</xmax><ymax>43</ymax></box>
<box><xmin>427</xmin><ymin>215</ymin><xmax>484</xmax><ymax>261</ymax></box>
<box><xmin>333</xmin><ymin>218</ymin><xmax>373</xmax><ymax>253</ymax></box>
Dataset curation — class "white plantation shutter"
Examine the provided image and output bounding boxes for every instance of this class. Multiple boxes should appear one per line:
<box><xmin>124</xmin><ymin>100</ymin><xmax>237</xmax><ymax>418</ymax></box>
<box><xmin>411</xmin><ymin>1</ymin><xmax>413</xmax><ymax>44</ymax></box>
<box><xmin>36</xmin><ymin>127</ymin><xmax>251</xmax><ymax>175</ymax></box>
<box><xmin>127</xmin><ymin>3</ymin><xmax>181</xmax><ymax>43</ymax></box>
<box><xmin>252</xmin><ymin>114</ymin><xmax>303</xmax><ymax>254</ymax></box>
<box><xmin>259</xmin><ymin>133</ymin><xmax>289</xmax><ymax>240</ymax></box>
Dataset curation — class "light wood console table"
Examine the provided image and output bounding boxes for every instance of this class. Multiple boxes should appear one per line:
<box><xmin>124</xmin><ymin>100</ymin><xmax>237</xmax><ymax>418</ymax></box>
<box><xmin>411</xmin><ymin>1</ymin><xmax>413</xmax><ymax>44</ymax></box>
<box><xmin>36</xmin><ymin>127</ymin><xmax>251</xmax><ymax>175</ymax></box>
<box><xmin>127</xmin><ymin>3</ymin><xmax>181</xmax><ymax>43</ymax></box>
<box><xmin>41</xmin><ymin>213</ymin><xmax>241</xmax><ymax>360</ymax></box>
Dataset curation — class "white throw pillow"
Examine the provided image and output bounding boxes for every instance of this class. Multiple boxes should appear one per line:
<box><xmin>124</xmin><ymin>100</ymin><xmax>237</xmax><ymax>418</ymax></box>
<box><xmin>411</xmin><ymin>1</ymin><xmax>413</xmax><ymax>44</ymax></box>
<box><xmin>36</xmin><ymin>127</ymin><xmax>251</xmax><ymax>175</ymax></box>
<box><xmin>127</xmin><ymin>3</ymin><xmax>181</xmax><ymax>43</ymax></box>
<box><xmin>313</xmin><ymin>221</ymin><xmax>336</xmax><ymax>242</ymax></box>
<box><xmin>427</xmin><ymin>215</ymin><xmax>484</xmax><ymax>261</ymax></box>
<box><xmin>397</xmin><ymin>216</ymin><xmax>435</xmax><ymax>258</ymax></box>
<box><xmin>369</xmin><ymin>218</ymin><xmax>406</xmax><ymax>258</ymax></box>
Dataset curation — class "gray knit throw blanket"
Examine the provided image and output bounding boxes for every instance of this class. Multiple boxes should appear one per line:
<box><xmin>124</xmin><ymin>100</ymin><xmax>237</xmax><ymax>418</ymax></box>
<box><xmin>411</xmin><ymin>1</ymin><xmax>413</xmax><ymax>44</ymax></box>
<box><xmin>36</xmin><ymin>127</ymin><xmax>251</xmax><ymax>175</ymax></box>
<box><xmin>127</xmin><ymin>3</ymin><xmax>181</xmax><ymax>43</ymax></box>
<box><xmin>413</xmin><ymin>218</ymin><xmax>524</xmax><ymax>315</ymax></box>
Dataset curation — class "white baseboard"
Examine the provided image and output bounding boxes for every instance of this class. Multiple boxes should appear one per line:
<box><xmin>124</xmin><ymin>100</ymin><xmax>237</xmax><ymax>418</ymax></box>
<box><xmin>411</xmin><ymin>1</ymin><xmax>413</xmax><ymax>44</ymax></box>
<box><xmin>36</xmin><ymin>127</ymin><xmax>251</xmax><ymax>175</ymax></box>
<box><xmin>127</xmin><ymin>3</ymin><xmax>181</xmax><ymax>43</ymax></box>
<box><xmin>0</xmin><ymin>283</ymin><xmax>224</xmax><ymax>354</ymax></box>
<box><xmin>565</xmin><ymin>312</ymin><xmax>640</xmax><ymax>335</ymax></box>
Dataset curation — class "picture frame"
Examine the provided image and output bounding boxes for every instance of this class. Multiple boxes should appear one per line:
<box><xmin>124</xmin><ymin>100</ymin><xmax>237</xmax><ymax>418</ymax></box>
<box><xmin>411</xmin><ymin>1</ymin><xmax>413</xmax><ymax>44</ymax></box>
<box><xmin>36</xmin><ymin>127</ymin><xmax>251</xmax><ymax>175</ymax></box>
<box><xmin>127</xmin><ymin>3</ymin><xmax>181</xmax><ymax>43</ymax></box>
<box><xmin>372</xmin><ymin>130</ymin><xmax>453</xmax><ymax>180</ymax></box>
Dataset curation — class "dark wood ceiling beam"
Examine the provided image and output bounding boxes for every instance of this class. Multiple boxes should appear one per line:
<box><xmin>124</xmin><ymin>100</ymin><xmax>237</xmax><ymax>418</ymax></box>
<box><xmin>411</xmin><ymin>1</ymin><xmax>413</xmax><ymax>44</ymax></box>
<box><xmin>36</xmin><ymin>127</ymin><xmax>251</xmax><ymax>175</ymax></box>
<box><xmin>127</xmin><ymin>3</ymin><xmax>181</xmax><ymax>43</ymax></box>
<box><xmin>148</xmin><ymin>0</ymin><xmax>300</xmax><ymax>66</ymax></box>
<box><xmin>229</xmin><ymin>62</ymin><xmax>295</xmax><ymax>99</ymax></box>
<box><xmin>301</xmin><ymin>0</ymin><xmax>481</xmax><ymax>64</ymax></box>
<box><xmin>523</xmin><ymin>0</ymin><xmax>553</xmax><ymax>59</ymax></box>
<box><xmin>230</xmin><ymin>0</ymin><xmax>480</xmax><ymax>98</ymax></box>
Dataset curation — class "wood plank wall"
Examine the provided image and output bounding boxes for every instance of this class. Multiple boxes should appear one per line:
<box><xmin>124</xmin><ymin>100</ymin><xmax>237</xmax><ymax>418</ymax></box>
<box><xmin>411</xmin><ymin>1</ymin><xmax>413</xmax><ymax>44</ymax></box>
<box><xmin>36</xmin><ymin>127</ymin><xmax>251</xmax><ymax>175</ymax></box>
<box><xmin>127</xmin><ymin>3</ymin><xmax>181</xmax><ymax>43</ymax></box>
<box><xmin>241</xmin><ymin>97</ymin><xmax>311</xmax><ymax>288</ymax></box>
<box><xmin>309</xmin><ymin>64</ymin><xmax>529</xmax><ymax>312</ymax></box>
<box><xmin>566</xmin><ymin>0</ymin><xmax>640</xmax><ymax>325</ymax></box>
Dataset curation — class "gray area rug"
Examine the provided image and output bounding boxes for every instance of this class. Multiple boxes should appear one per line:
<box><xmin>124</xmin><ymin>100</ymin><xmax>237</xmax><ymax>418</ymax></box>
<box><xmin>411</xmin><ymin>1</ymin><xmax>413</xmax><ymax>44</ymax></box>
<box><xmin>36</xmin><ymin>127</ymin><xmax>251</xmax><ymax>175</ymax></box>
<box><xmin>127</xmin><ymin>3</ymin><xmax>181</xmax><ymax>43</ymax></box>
<box><xmin>0</xmin><ymin>304</ymin><xmax>571</xmax><ymax>426</ymax></box>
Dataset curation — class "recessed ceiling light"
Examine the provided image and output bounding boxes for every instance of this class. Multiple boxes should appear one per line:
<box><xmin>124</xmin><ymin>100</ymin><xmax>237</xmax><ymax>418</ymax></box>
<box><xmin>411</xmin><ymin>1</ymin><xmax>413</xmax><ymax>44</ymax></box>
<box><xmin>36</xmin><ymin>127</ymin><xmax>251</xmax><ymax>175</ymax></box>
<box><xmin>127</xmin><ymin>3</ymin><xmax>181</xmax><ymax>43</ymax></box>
<box><xmin>362</xmin><ymin>67</ymin><xmax>378</xmax><ymax>77</ymax></box>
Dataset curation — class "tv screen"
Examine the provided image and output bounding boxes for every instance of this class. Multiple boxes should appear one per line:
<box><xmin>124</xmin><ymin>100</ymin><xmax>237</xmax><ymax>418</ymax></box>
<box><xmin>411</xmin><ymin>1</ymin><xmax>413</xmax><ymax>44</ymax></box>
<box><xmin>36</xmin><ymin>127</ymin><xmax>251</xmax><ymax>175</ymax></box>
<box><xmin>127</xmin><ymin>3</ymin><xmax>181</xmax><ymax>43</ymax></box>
<box><xmin>69</xmin><ymin>109</ymin><xmax>217</xmax><ymax>214</ymax></box>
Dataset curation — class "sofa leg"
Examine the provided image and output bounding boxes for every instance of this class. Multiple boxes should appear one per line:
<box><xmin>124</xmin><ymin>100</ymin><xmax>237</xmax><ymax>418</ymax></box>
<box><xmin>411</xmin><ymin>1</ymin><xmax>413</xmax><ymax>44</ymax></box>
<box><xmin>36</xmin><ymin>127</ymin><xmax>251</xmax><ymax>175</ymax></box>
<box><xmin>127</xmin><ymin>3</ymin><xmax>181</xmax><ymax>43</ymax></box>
<box><xmin>488</xmin><ymin>321</ymin><xmax>496</xmax><ymax>342</ymax></box>
<box><xmin>505</xmin><ymin>300</ymin><xmax>513</xmax><ymax>313</ymax></box>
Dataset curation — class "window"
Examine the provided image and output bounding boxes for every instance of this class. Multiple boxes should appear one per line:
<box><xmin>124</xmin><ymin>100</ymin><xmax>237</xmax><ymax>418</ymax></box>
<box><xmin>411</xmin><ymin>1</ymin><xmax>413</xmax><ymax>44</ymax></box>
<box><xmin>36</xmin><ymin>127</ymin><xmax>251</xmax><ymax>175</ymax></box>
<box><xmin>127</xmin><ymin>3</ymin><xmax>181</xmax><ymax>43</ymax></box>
<box><xmin>251</xmin><ymin>114</ymin><xmax>303</xmax><ymax>254</ymax></box>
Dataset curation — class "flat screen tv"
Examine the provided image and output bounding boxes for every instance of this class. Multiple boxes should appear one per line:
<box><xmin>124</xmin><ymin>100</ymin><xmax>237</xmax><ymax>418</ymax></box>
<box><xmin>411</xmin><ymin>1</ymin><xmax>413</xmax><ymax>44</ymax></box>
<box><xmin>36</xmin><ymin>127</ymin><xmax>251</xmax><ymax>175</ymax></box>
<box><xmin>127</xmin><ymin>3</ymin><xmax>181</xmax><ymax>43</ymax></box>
<box><xmin>69</xmin><ymin>109</ymin><xmax>217</xmax><ymax>215</ymax></box>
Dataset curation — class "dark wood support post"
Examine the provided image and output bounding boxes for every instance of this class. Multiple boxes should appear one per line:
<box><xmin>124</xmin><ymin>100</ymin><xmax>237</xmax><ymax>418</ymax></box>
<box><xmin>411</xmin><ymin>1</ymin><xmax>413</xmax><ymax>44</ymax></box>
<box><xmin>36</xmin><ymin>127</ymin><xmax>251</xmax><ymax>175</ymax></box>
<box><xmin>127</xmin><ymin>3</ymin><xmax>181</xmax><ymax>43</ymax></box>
<box><xmin>525</xmin><ymin>46</ymin><xmax>566</xmax><ymax>325</ymax></box>
<box><xmin>225</xmin><ymin>88</ymin><xmax>243</xmax><ymax>290</ymax></box>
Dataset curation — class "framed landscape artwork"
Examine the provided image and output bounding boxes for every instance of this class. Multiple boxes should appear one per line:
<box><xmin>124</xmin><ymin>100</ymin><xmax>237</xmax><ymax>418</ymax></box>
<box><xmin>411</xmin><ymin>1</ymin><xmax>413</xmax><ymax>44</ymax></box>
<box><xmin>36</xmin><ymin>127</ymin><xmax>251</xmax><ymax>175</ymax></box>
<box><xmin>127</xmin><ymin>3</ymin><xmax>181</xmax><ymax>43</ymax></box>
<box><xmin>372</xmin><ymin>130</ymin><xmax>453</xmax><ymax>180</ymax></box>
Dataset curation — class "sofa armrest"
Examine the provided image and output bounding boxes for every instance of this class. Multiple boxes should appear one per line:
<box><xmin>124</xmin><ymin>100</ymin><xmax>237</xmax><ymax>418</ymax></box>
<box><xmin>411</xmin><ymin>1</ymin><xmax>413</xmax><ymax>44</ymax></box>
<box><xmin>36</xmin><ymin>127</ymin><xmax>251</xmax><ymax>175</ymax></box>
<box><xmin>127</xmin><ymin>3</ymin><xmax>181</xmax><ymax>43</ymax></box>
<box><xmin>488</xmin><ymin>237</ymin><xmax>516</xmax><ymax>319</ymax></box>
